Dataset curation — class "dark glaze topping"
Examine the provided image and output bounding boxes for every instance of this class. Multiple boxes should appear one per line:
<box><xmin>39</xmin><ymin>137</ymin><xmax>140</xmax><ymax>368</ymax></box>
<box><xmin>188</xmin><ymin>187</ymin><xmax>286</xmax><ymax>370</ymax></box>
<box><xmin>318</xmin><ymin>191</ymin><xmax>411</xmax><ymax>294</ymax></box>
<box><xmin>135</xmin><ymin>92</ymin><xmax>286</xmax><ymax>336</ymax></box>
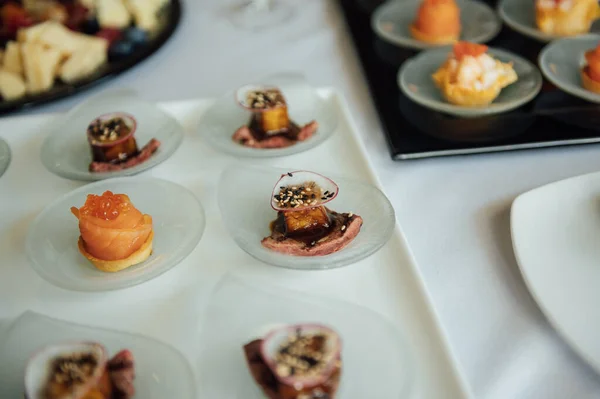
<box><xmin>248</xmin><ymin>115</ymin><xmax>300</xmax><ymax>141</ymax></box>
<box><xmin>88</xmin><ymin>117</ymin><xmax>131</xmax><ymax>144</ymax></box>
<box><xmin>270</xmin><ymin>208</ymin><xmax>335</xmax><ymax>246</ymax></box>
<box><xmin>49</xmin><ymin>352</ymin><xmax>98</xmax><ymax>387</ymax></box>
<box><xmin>246</xmin><ymin>89</ymin><xmax>286</xmax><ymax>109</ymax></box>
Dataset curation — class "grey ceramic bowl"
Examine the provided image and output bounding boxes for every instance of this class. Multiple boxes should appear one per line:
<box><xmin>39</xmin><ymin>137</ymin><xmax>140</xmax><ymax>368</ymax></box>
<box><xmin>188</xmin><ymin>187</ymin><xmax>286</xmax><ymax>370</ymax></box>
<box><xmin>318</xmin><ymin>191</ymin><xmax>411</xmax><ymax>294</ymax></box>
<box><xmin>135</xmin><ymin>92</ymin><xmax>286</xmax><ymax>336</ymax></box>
<box><xmin>0</xmin><ymin>137</ymin><xmax>10</xmax><ymax>178</ymax></box>
<box><xmin>498</xmin><ymin>0</ymin><xmax>600</xmax><ymax>43</ymax></box>
<box><xmin>398</xmin><ymin>46</ymin><xmax>543</xmax><ymax>117</ymax></box>
<box><xmin>372</xmin><ymin>0</ymin><xmax>501</xmax><ymax>50</ymax></box>
<box><xmin>539</xmin><ymin>34</ymin><xmax>600</xmax><ymax>103</ymax></box>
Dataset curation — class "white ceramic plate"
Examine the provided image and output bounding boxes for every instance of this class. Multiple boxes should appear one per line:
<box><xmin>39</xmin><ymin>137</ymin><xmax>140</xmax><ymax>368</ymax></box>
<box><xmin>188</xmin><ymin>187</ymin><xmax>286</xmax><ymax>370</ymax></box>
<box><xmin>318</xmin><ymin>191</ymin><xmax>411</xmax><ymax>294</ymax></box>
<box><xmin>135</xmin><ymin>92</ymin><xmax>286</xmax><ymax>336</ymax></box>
<box><xmin>197</xmin><ymin>273</ymin><xmax>414</xmax><ymax>398</ymax></box>
<box><xmin>197</xmin><ymin>73</ymin><xmax>338</xmax><ymax>158</ymax></box>
<box><xmin>0</xmin><ymin>311</ymin><xmax>196</xmax><ymax>398</ymax></box>
<box><xmin>372</xmin><ymin>0</ymin><xmax>501</xmax><ymax>50</ymax></box>
<box><xmin>398</xmin><ymin>47</ymin><xmax>543</xmax><ymax>117</ymax></box>
<box><xmin>539</xmin><ymin>34</ymin><xmax>600</xmax><ymax>104</ymax></box>
<box><xmin>498</xmin><ymin>0</ymin><xmax>600</xmax><ymax>43</ymax></box>
<box><xmin>25</xmin><ymin>177</ymin><xmax>205</xmax><ymax>292</ymax></box>
<box><xmin>511</xmin><ymin>170</ymin><xmax>600</xmax><ymax>375</ymax></box>
<box><xmin>217</xmin><ymin>164</ymin><xmax>395</xmax><ymax>269</ymax></box>
<box><xmin>0</xmin><ymin>137</ymin><xmax>10</xmax><ymax>178</ymax></box>
<box><xmin>40</xmin><ymin>90</ymin><xmax>184</xmax><ymax>181</ymax></box>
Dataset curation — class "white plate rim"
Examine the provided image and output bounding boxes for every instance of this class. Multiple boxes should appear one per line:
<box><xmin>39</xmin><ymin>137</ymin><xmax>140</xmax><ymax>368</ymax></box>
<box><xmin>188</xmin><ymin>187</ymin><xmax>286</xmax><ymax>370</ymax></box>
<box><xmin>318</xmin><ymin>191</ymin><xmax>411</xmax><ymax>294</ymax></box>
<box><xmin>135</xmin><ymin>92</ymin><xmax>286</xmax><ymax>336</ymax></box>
<box><xmin>510</xmin><ymin>170</ymin><xmax>600</xmax><ymax>376</ymax></box>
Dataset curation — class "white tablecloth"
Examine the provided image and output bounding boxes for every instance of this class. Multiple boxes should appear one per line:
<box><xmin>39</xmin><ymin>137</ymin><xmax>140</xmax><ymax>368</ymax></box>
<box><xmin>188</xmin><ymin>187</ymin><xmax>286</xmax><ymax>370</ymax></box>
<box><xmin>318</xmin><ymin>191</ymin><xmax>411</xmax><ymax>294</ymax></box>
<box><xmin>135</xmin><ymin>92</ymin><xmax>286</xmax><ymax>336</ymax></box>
<box><xmin>13</xmin><ymin>0</ymin><xmax>600</xmax><ymax>397</ymax></box>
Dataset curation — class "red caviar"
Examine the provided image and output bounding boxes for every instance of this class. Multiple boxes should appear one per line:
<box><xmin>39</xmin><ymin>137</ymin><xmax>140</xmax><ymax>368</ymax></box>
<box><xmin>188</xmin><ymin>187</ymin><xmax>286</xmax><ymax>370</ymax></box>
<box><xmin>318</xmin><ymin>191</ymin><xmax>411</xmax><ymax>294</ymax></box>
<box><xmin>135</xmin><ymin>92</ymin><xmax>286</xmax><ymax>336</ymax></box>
<box><xmin>77</xmin><ymin>191</ymin><xmax>130</xmax><ymax>220</ymax></box>
<box><xmin>453</xmin><ymin>42</ymin><xmax>488</xmax><ymax>61</ymax></box>
<box><xmin>585</xmin><ymin>45</ymin><xmax>600</xmax><ymax>82</ymax></box>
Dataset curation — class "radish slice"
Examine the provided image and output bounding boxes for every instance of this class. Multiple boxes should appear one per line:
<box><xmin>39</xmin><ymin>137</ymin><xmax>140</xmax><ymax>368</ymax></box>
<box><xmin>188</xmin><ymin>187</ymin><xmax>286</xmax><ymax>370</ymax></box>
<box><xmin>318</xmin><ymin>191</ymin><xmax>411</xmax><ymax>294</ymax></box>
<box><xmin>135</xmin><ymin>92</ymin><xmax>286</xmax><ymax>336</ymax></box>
<box><xmin>260</xmin><ymin>323</ymin><xmax>341</xmax><ymax>390</ymax></box>
<box><xmin>24</xmin><ymin>341</ymin><xmax>108</xmax><ymax>399</ymax></box>
<box><xmin>271</xmin><ymin>171</ymin><xmax>339</xmax><ymax>212</ymax></box>
<box><xmin>236</xmin><ymin>84</ymin><xmax>287</xmax><ymax>112</ymax></box>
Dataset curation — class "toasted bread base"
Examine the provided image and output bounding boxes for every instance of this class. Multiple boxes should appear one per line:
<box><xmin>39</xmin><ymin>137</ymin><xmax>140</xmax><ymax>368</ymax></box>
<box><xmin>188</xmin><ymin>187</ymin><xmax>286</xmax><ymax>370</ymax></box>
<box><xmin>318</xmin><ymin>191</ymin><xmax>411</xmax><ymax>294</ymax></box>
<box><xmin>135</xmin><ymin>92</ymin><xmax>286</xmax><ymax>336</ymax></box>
<box><xmin>536</xmin><ymin>0</ymin><xmax>600</xmax><ymax>36</ymax></box>
<box><xmin>78</xmin><ymin>230</ymin><xmax>154</xmax><ymax>272</ymax></box>
<box><xmin>581</xmin><ymin>67</ymin><xmax>600</xmax><ymax>94</ymax></box>
<box><xmin>432</xmin><ymin>60</ymin><xmax>518</xmax><ymax>107</ymax></box>
<box><xmin>409</xmin><ymin>24</ymin><xmax>459</xmax><ymax>45</ymax></box>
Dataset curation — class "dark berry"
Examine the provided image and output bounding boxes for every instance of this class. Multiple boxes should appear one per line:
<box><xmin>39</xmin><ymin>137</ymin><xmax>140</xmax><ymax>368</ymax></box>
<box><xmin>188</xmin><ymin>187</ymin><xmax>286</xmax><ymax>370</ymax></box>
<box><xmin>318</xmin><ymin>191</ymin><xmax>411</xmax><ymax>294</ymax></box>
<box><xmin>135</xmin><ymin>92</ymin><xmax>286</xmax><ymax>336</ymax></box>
<box><xmin>109</xmin><ymin>39</ymin><xmax>134</xmax><ymax>60</ymax></box>
<box><xmin>81</xmin><ymin>17</ymin><xmax>100</xmax><ymax>34</ymax></box>
<box><xmin>124</xmin><ymin>27</ymin><xmax>147</xmax><ymax>46</ymax></box>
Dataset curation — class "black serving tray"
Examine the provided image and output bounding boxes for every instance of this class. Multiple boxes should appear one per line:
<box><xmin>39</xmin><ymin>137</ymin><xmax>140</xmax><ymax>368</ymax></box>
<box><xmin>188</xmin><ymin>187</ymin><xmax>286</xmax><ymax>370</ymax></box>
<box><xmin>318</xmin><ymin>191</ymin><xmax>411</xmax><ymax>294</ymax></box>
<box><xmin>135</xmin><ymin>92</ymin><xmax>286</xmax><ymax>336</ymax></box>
<box><xmin>0</xmin><ymin>0</ymin><xmax>182</xmax><ymax>116</ymax></box>
<box><xmin>339</xmin><ymin>0</ymin><xmax>600</xmax><ymax>159</ymax></box>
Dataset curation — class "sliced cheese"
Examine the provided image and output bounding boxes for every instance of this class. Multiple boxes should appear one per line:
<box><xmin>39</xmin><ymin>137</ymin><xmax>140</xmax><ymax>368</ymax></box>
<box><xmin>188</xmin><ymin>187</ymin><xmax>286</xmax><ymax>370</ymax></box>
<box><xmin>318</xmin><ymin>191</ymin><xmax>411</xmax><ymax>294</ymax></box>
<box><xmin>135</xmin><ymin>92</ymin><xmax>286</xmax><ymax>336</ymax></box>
<box><xmin>0</xmin><ymin>69</ymin><xmax>26</xmax><ymax>100</ymax></box>
<box><xmin>18</xmin><ymin>21</ymin><xmax>96</xmax><ymax>58</ymax></box>
<box><xmin>59</xmin><ymin>40</ymin><xmax>108</xmax><ymax>83</ymax></box>
<box><xmin>3</xmin><ymin>42</ymin><xmax>23</xmax><ymax>76</ymax></box>
<box><xmin>97</xmin><ymin>0</ymin><xmax>131</xmax><ymax>29</ymax></box>
<box><xmin>126</xmin><ymin>0</ymin><xmax>165</xmax><ymax>30</ymax></box>
<box><xmin>22</xmin><ymin>43</ymin><xmax>62</xmax><ymax>94</ymax></box>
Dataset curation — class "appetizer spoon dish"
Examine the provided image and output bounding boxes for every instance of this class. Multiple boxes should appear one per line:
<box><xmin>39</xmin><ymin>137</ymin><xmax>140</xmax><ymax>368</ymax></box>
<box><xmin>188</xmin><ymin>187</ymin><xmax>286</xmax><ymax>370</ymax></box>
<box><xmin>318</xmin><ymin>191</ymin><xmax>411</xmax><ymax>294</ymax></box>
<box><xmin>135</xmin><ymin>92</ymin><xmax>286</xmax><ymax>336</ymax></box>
<box><xmin>498</xmin><ymin>0</ymin><xmax>600</xmax><ymax>43</ymax></box>
<box><xmin>371</xmin><ymin>0</ymin><xmax>501</xmax><ymax>50</ymax></box>
<box><xmin>399</xmin><ymin>46</ymin><xmax>543</xmax><ymax>117</ymax></box>
<box><xmin>217</xmin><ymin>164</ymin><xmax>395</xmax><ymax>269</ymax></box>
<box><xmin>197</xmin><ymin>73</ymin><xmax>338</xmax><ymax>158</ymax></box>
<box><xmin>0</xmin><ymin>137</ymin><xmax>10</xmax><ymax>178</ymax></box>
<box><xmin>0</xmin><ymin>311</ymin><xmax>196</xmax><ymax>398</ymax></box>
<box><xmin>197</xmin><ymin>273</ymin><xmax>414</xmax><ymax>398</ymax></box>
<box><xmin>40</xmin><ymin>90</ymin><xmax>184</xmax><ymax>181</ymax></box>
<box><xmin>539</xmin><ymin>34</ymin><xmax>600</xmax><ymax>104</ymax></box>
<box><xmin>25</xmin><ymin>177</ymin><xmax>206</xmax><ymax>292</ymax></box>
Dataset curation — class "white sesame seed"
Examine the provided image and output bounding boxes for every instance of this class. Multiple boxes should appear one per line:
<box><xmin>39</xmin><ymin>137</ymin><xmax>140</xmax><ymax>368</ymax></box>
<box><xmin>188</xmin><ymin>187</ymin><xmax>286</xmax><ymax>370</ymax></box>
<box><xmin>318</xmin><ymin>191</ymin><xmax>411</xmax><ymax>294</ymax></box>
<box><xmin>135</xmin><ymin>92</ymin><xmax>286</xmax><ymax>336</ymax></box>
<box><xmin>341</xmin><ymin>225</ymin><xmax>346</xmax><ymax>231</ymax></box>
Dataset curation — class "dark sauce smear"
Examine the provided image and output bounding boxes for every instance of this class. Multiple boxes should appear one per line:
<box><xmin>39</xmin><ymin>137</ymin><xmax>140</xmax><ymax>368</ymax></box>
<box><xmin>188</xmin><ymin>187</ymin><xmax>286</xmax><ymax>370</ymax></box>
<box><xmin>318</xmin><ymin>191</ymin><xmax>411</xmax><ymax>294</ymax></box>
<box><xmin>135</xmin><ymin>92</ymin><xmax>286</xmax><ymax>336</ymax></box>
<box><xmin>269</xmin><ymin>208</ymin><xmax>349</xmax><ymax>246</ymax></box>
<box><xmin>248</xmin><ymin>115</ymin><xmax>301</xmax><ymax>142</ymax></box>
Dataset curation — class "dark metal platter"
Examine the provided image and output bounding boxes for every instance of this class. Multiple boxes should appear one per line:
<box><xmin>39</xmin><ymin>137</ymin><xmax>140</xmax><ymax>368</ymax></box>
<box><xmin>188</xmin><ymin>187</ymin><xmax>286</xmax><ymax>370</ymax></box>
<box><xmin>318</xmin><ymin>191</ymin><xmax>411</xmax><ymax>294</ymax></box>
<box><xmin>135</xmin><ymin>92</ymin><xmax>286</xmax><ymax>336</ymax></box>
<box><xmin>339</xmin><ymin>0</ymin><xmax>600</xmax><ymax>160</ymax></box>
<box><xmin>0</xmin><ymin>0</ymin><xmax>182</xmax><ymax>115</ymax></box>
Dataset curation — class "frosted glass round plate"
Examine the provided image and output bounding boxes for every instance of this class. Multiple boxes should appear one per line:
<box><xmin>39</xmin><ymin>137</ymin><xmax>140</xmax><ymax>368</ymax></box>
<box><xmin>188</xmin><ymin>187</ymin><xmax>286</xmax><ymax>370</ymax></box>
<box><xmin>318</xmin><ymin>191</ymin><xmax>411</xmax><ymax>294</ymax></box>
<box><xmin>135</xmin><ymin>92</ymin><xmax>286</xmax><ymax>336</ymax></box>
<box><xmin>41</xmin><ymin>90</ymin><xmax>184</xmax><ymax>181</ymax></box>
<box><xmin>197</xmin><ymin>273</ymin><xmax>413</xmax><ymax>398</ymax></box>
<box><xmin>197</xmin><ymin>73</ymin><xmax>338</xmax><ymax>158</ymax></box>
<box><xmin>0</xmin><ymin>137</ymin><xmax>10</xmax><ymax>178</ymax></box>
<box><xmin>399</xmin><ymin>47</ymin><xmax>542</xmax><ymax>117</ymax></box>
<box><xmin>0</xmin><ymin>311</ymin><xmax>196</xmax><ymax>398</ymax></box>
<box><xmin>25</xmin><ymin>177</ymin><xmax>205</xmax><ymax>291</ymax></box>
<box><xmin>372</xmin><ymin>0</ymin><xmax>501</xmax><ymax>50</ymax></box>
<box><xmin>498</xmin><ymin>0</ymin><xmax>600</xmax><ymax>43</ymax></box>
<box><xmin>511</xmin><ymin>170</ymin><xmax>600</xmax><ymax>376</ymax></box>
<box><xmin>217</xmin><ymin>164</ymin><xmax>395</xmax><ymax>269</ymax></box>
<box><xmin>539</xmin><ymin>34</ymin><xmax>600</xmax><ymax>104</ymax></box>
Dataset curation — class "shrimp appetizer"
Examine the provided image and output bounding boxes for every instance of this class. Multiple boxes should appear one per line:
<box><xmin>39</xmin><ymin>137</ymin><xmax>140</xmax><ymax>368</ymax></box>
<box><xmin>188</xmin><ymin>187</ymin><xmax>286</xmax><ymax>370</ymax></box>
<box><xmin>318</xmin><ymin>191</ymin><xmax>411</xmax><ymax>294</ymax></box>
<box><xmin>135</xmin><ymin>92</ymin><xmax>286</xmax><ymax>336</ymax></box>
<box><xmin>535</xmin><ymin>0</ymin><xmax>600</xmax><ymax>36</ymax></box>
<box><xmin>432</xmin><ymin>42</ymin><xmax>518</xmax><ymax>107</ymax></box>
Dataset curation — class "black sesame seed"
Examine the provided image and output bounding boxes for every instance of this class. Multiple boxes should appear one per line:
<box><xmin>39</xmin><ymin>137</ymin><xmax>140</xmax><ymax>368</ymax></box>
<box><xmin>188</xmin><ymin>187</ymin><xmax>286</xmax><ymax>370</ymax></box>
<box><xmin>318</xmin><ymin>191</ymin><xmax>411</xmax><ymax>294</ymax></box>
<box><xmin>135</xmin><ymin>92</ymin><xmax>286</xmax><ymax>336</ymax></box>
<box><xmin>324</xmin><ymin>191</ymin><xmax>329</xmax><ymax>196</ymax></box>
<box><xmin>287</xmin><ymin>172</ymin><xmax>293</xmax><ymax>177</ymax></box>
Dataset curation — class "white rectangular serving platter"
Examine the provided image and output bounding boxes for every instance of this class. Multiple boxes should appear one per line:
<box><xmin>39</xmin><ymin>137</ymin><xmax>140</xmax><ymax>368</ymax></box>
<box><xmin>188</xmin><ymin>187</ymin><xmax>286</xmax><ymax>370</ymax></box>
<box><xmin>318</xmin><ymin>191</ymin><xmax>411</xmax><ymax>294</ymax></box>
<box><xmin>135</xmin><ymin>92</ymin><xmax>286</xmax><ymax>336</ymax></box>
<box><xmin>0</xmin><ymin>89</ymin><xmax>472</xmax><ymax>398</ymax></box>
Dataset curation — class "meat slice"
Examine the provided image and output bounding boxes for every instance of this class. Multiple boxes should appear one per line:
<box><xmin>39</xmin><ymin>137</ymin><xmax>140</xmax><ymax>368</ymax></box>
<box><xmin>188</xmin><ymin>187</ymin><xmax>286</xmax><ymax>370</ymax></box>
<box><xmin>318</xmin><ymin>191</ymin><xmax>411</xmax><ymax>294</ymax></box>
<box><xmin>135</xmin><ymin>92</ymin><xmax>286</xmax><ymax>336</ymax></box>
<box><xmin>262</xmin><ymin>212</ymin><xmax>363</xmax><ymax>257</ymax></box>
<box><xmin>107</xmin><ymin>350</ymin><xmax>135</xmax><ymax>399</ymax></box>
<box><xmin>89</xmin><ymin>138</ymin><xmax>161</xmax><ymax>173</ymax></box>
<box><xmin>232</xmin><ymin>120</ymin><xmax>318</xmax><ymax>149</ymax></box>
